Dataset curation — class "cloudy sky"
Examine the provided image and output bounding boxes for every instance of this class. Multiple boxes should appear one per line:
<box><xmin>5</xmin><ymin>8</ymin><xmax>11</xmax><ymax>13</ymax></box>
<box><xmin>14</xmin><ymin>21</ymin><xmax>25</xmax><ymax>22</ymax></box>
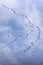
<box><xmin>0</xmin><ymin>0</ymin><xmax>43</xmax><ymax>65</ymax></box>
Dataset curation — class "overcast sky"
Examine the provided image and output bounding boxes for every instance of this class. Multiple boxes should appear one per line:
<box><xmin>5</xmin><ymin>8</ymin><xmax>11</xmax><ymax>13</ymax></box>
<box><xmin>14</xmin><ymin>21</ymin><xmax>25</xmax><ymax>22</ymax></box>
<box><xmin>0</xmin><ymin>0</ymin><xmax>43</xmax><ymax>65</ymax></box>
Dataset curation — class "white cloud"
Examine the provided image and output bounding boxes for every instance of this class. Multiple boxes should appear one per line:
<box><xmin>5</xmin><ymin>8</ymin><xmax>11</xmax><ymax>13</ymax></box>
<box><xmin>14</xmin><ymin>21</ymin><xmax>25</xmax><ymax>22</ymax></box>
<box><xmin>0</xmin><ymin>0</ymin><xmax>18</xmax><ymax>8</ymax></box>
<box><xmin>0</xmin><ymin>0</ymin><xmax>43</xmax><ymax>65</ymax></box>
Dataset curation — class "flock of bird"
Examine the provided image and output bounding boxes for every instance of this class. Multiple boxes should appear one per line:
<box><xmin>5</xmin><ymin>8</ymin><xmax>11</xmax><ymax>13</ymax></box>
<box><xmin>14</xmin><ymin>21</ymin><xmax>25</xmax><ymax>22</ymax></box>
<box><xmin>1</xmin><ymin>3</ymin><xmax>41</xmax><ymax>53</ymax></box>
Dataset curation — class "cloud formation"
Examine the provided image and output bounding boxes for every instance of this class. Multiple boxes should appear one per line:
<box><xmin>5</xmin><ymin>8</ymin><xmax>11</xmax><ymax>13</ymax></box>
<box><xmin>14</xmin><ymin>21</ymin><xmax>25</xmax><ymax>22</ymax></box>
<box><xmin>0</xmin><ymin>0</ymin><xmax>43</xmax><ymax>65</ymax></box>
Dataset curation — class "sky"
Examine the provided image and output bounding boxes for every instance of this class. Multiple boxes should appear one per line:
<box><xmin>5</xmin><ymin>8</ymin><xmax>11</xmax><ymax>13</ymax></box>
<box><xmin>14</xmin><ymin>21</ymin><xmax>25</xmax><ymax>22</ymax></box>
<box><xmin>0</xmin><ymin>0</ymin><xmax>43</xmax><ymax>65</ymax></box>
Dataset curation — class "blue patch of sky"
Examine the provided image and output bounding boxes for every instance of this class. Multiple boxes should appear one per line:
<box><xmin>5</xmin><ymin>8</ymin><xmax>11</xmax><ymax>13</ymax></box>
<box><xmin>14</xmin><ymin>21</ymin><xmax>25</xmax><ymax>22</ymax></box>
<box><xmin>8</xmin><ymin>18</ymin><xmax>25</xmax><ymax>37</ymax></box>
